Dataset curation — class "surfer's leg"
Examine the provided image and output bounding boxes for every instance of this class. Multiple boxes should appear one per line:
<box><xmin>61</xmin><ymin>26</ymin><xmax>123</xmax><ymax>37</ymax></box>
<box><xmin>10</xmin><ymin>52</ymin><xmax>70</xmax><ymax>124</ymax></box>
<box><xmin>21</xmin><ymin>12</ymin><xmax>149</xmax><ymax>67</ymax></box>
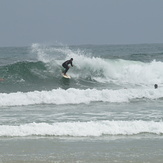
<box><xmin>64</xmin><ymin>66</ymin><xmax>69</xmax><ymax>75</ymax></box>
<box><xmin>62</xmin><ymin>64</ymin><xmax>68</xmax><ymax>75</ymax></box>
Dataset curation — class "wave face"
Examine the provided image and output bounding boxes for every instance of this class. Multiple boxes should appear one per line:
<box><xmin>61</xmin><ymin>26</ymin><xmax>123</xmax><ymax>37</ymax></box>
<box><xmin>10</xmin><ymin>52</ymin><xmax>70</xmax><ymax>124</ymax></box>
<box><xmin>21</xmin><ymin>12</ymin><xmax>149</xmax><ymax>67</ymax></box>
<box><xmin>0</xmin><ymin>120</ymin><xmax>163</xmax><ymax>137</ymax></box>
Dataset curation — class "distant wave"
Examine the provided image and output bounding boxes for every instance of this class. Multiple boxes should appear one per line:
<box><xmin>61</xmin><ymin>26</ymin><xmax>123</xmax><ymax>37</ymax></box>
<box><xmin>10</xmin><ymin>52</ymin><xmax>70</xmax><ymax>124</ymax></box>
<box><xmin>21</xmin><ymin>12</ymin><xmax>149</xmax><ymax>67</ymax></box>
<box><xmin>0</xmin><ymin>87</ymin><xmax>162</xmax><ymax>107</ymax></box>
<box><xmin>0</xmin><ymin>120</ymin><xmax>163</xmax><ymax>137</ymax></box>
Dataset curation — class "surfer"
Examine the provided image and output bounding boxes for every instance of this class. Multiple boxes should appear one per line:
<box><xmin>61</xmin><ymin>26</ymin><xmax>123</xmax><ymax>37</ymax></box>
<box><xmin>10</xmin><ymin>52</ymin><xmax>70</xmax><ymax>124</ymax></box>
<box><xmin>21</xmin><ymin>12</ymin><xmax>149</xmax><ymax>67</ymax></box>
<box><xmin>154</xmin><ymin>84</ymin><xmax>158</xmax><ymax>89</ymax></box>
<box><xmin>62</xmin><ymin>58</ymin><xmax>73</xmax><ymax>75</ymax></box>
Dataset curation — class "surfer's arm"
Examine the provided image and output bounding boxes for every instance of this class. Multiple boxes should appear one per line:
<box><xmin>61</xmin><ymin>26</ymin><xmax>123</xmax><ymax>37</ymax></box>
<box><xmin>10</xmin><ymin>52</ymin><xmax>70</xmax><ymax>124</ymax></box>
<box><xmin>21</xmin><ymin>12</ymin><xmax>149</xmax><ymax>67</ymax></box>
<box><xmin>70</xmin><ymin>61</ymin><xmax>73</xmax><ymax>67</ymax></box>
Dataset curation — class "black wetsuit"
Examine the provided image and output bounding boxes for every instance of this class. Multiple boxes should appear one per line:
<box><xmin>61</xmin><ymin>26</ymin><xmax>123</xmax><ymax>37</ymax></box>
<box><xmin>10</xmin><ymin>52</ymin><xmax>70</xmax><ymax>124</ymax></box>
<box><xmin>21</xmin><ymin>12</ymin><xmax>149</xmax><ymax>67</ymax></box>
<box><xmin>62</xmin><ymin>59</ymin><xmax>73</xmax><ymax>74</ymax></box>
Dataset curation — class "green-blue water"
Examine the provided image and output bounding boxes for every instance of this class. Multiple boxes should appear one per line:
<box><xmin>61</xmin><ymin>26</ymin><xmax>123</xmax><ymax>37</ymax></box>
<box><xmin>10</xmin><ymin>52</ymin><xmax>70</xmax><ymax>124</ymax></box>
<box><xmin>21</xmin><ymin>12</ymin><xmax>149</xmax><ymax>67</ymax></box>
<box><xmin>0</xmin><ymin>43</ymin><xmax>163</xmax><ymax>162</ymax></box>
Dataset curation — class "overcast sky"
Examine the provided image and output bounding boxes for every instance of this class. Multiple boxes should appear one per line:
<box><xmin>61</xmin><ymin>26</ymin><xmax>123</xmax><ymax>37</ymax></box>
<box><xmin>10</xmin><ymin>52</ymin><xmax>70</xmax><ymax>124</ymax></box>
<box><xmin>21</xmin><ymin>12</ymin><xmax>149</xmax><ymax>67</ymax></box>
<box><xmin>0</xmin><ymin>0</ymin><xmax>163</xmax><ymax>47</ymax></box>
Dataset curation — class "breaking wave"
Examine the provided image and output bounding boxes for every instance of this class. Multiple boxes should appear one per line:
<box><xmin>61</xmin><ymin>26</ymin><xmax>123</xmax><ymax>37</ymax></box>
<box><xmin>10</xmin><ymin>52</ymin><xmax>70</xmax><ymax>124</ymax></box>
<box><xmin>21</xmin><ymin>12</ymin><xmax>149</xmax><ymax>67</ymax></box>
<box><xmin>0</xmin><ymin>87</ymin><xmax>162</xmax><ymax>107</ymax></box>
<box><xmin>31</xmin><ymin>43</ymin><xmax>163</xmax><ymax>86</ymax></box>
<box><xmin>0</xmin><ymin>120</ymin><xmax>163</xmax><ymax>137</ymax></box>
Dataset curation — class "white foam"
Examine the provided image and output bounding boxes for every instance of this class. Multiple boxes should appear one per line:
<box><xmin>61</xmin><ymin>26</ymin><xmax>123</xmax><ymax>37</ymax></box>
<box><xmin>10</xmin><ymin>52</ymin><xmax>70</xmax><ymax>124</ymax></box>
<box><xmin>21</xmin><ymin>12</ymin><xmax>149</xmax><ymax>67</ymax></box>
<box><xmin>0</xmin><ymin>120</ymin><xmax>163</xmax><ymax>137</ymax></box>
<box><xmin>0</xmin><ymin>88</ymin><xmax>162</xmax><ymax>107</ymax></box>
<box><xmin>31</xmin><ymin>44</ymin><xmax>163</xmax><ymax>86</ymax></box>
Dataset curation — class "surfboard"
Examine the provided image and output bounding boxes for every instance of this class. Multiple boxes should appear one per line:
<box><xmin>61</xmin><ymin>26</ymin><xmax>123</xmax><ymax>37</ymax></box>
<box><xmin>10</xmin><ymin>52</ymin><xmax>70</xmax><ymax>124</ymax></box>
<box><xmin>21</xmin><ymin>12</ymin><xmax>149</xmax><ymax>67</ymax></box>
<box><xmin>61</xmin><ymin>73</ymin><xmax>71</xmax><ymax>79</ymax></box>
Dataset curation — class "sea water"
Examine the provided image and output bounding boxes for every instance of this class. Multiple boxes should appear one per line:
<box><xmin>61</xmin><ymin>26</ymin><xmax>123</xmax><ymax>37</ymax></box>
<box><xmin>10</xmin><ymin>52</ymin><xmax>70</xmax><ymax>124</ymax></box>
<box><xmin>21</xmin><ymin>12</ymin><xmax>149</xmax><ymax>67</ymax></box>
<box><xmin>0</xmin><ymin>43</ymin><xmax>163</xmax><ymax>162</ymax></box>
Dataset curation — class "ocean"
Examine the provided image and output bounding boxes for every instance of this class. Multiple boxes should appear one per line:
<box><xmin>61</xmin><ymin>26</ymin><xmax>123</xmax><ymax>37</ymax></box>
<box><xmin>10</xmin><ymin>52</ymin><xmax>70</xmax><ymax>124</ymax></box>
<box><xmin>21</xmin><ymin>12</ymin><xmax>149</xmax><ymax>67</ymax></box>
<box><xmin>0</xmin><ymin>43</ymin><xmax>163</xmax><ymax>163</ymax></box>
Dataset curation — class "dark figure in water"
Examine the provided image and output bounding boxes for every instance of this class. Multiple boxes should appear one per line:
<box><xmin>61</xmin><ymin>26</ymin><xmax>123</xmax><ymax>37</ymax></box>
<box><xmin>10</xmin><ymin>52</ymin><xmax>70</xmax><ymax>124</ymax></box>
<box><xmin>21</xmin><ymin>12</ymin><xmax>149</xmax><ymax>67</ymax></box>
<box><xmin>154</xmin><ymin>84</ymin><xmax>158</xmax><ymax>89</ymax></box>
<box><xmin>62</xmin><ymin>58</ymin><xmax>73</xmax><ymax>75</ymax></box>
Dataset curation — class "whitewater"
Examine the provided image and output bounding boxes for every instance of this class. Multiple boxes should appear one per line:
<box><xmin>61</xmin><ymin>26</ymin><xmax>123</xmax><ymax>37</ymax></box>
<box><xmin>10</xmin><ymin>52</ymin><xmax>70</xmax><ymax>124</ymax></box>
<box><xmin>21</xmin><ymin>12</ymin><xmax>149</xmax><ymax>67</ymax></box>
<box><xmin>0</xmin><ymin>87</ymin><xmax>162</xmax><ymax>107</ymax></box>
<box><xmin>0</xmin><ymin>120</ymin><xmax>163</xmax><ymax>137</ymax></box>
<box><xmin>0</xmin><ymin>43</ymin><xmax>163</xmax><ymax>162</ymax></box>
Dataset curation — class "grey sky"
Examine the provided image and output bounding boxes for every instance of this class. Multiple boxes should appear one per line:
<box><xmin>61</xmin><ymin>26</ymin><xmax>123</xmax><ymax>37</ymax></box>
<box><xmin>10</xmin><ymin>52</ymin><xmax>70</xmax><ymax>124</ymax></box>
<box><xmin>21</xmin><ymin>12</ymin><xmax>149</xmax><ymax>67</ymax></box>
<box><xmin>0</xmin><ymin>0</ymin><xmax>163</xmax><ymax>47</ymax></box>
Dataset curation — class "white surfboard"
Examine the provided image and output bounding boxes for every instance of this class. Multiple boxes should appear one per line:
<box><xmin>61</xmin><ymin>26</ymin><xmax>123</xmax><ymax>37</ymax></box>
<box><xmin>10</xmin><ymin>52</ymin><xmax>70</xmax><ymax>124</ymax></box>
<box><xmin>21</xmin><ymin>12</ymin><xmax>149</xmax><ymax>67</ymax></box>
<box><xmin>62</xmin><ymin>73</ymin><xmax>71</xmax><ymax>79</ymax></box>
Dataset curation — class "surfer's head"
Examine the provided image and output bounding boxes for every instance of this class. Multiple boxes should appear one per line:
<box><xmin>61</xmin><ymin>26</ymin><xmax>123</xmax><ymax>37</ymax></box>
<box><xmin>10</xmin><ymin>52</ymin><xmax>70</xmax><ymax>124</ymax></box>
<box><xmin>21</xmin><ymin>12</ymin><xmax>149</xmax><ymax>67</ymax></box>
<box><xmin>71</xmin><ymin>58</ymin><xmax>73</xmax><ymax>61</ymax></box>
<box><xmin>154</xmin><ymin>84</ymin><xmax>158</xmax><ymax>89</ymax></box>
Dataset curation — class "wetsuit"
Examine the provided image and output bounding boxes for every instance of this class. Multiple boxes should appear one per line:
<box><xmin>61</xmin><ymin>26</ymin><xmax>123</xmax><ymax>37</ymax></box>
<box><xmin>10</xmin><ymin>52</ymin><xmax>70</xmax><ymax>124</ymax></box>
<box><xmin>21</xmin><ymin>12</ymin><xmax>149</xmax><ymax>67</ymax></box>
<box><xmin>62</xmin><ymin>59</ymin><xmax>73</xmax><ymax>74</ymax></box>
